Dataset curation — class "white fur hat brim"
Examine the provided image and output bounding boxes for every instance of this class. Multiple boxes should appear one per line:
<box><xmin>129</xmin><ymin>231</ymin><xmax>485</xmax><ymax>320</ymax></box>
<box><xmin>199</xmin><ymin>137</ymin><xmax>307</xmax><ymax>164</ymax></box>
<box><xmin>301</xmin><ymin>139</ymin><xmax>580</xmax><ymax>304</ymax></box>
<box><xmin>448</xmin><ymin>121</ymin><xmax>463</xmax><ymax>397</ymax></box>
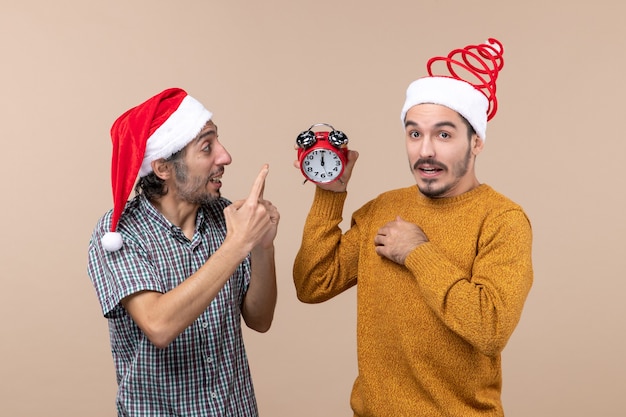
<box><xmin>139</xmin><ymin>95</ymin><xmax>212</xmax><ymax>177</ymax></box>
<box><xmin>400</xmin><ymin>76</ymin><xmax>489</xmax><ymax>141</ymax></box>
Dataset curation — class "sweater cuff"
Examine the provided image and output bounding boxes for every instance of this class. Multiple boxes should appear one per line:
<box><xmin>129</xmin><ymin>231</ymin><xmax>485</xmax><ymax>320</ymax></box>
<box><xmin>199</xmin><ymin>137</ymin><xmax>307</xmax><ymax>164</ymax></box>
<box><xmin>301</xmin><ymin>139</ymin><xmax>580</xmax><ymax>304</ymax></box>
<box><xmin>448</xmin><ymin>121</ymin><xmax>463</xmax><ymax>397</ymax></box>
<box><xmin>404</xmin><ymin>242</ymin><xmax>462</xmax><ymax>299</ymax></box>
<box><xmin>310</xmin><ymin>187</ymin><xmax>348</xmax><ymax>220</ymax></box>
<box><xmin>404</xmin><ymin>242</ymin><xmax>434</xmax><ymax>272</ymax></box>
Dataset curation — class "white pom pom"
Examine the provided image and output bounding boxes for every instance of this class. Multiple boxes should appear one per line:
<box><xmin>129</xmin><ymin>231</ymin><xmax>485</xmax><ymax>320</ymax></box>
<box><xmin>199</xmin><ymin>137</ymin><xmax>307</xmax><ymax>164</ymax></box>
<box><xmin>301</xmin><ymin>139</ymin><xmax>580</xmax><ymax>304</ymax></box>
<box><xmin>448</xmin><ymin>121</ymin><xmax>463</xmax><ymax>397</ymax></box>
<box><xmin>102</xmin><ymin>232</ymin><xmax>123</xmax><ymax>252</ymax></box>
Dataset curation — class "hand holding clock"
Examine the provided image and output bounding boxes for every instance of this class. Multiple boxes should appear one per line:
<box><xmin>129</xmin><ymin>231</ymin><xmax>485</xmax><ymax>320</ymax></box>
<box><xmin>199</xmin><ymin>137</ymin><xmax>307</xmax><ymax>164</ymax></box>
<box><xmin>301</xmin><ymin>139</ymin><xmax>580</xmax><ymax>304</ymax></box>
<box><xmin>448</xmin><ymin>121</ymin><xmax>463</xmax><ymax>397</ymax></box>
<box><xmin>293</xmin><ymin>149</ymin><xmax>358</xmax><ymax>192</ymax></box>
<box><xmin>317</xmin><ymin>149</ymin><xmax>359</xmax><ymax>192</ymax></box>
<box><xmin>295</xmin><ymin>124</ymin><xmax>359</xmax><ymax>191</ymax></box>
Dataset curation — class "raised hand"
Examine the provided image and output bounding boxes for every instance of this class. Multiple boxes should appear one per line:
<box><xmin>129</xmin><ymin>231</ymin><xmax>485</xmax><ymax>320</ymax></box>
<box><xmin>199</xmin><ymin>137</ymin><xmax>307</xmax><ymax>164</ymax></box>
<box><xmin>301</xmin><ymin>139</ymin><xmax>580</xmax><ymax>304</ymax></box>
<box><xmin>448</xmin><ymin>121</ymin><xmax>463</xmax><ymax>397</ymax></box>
<box><xmin>319</xmin><ymin>150</ymin><xmax>359</xmax><ymax>192</ymax></box>
<box><xmin>293</xmin><ymin>150</ymin><xmax>359</xmax><ymax>192</ymax></box>
<box><xmin>223</xmin><ymin>164</ymin><xmax>278</xmax><ymax>254</ymax></box>
<box><xmin>256</xmin><ymin>168</ymin><xmax>279</xmax><ymax>250</ymax></box>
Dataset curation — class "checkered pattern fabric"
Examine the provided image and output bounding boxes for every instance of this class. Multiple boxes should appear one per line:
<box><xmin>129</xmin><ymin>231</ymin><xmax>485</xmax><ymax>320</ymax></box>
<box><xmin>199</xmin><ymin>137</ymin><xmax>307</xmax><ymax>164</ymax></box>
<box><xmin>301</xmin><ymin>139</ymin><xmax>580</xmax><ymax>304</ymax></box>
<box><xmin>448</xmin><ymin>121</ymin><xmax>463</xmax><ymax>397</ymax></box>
<box><xmin>88</xmin><ymin>195</ymin><xmax>258</xmax><ymax>416</ymax></box>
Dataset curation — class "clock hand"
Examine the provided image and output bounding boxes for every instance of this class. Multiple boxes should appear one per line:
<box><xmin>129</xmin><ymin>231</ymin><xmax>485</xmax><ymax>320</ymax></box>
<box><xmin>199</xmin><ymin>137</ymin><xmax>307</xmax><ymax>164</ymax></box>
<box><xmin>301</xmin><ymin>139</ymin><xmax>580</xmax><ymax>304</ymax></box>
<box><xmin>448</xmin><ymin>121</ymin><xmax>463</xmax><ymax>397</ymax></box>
<box><xmin>320</xmin><ymin>151</ymin><xmax>331</xmax><ymax>177</ymax></box>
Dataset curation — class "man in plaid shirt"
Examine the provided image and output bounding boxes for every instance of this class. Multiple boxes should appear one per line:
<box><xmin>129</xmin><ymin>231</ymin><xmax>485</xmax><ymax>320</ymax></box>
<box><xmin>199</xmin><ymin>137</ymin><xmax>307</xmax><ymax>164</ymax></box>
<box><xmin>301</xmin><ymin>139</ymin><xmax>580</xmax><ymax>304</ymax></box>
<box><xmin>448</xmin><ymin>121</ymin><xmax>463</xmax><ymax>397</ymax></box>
<box><xmin>88</xmin><ymin>88</ymin><xmax>279</xmax><ymax>416</ymax></box>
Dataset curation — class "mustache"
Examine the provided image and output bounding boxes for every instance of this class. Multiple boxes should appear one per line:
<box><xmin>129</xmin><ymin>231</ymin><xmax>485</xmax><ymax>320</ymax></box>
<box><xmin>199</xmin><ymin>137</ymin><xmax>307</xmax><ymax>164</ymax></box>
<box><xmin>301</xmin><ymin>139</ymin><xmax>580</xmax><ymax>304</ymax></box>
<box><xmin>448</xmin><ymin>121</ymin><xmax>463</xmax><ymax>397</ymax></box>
<box><xmin>413</xmin><ymin>158</ymin><xmax>447</xmax><ymax>171</ymax></box>
<box><xmin>211</xmin><ymin>168</ymin><xmax>225</xmax><ymax>178</ymax></box>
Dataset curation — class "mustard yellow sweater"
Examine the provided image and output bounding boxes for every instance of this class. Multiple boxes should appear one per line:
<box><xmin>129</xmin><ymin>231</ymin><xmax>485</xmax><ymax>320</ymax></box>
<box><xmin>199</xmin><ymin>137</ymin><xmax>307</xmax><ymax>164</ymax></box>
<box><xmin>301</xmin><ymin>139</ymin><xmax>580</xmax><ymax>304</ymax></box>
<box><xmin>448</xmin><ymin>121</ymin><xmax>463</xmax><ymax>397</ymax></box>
<box><xmin>293</xmin><ymin>184</ymin><xmax>533</xmax><ymax>417</ymax></box>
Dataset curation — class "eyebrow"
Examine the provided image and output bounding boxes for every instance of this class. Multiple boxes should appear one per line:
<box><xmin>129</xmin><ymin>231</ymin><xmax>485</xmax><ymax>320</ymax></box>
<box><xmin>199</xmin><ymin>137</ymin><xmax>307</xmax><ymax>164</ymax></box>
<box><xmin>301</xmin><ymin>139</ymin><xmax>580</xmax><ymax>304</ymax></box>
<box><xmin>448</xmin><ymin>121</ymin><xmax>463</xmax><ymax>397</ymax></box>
<box><xmin>404</xmin><ymin>120</ymin><xmax>458</xmax><ymax>130</ymax></box>
<box><xmin>195</xmin><ymin>126</ymin><xmax>218</xmax><ymax>143</ymax></box>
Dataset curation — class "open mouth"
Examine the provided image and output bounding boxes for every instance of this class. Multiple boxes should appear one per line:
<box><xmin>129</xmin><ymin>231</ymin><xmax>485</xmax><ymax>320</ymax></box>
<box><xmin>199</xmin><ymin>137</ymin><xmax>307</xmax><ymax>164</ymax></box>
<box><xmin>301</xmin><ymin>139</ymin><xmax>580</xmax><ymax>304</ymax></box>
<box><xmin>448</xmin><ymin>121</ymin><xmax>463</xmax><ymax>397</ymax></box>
<box><xmin>417</xmin><ymin>164</ymin><xmax>444</xmax><ymax>177</ymax></box>
<box><xmin>208</xmin><ymin>169</ymin><xmax>224</xmax><ymax>184</ymax></box>
<box><xmin>414</xmin><ymin>159</ymin><xmax>445</xmax><ymax>174</ymax></box>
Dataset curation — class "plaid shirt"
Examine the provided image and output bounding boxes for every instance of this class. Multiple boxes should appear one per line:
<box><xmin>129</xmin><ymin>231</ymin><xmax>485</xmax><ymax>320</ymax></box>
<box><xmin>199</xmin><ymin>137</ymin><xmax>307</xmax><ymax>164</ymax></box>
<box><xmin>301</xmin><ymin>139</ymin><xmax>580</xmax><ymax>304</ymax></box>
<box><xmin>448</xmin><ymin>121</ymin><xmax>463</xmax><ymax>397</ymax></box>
<box><xmin>88</xmin><ymin>195</ymin><xmax>258</xmax><ymax>417</ymax></box>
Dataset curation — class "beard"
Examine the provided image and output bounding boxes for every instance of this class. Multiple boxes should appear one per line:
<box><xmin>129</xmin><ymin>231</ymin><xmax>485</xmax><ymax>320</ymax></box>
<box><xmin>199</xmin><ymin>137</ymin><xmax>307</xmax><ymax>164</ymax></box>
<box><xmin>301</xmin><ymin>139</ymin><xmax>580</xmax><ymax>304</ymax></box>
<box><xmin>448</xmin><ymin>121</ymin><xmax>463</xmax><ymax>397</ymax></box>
<box><xmin>173</xmin><ymin>159</ymin><xmax>220</xmax><ymax>205</ymax></box>
<box><xmin>414</xmin><ymin>145</ymin><xmax>471</xmax><ymax>198</ymax></box>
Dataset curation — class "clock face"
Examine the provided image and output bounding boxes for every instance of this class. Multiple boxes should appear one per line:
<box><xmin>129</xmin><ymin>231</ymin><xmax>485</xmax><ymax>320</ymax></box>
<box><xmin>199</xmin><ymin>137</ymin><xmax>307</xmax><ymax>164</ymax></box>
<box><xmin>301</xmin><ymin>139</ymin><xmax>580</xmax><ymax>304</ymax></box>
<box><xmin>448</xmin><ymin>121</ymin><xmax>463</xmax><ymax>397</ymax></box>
<box><xmin>301</xmin><ymin>148</ymin><xmax>344</xmax><ymax>183</ymax></box>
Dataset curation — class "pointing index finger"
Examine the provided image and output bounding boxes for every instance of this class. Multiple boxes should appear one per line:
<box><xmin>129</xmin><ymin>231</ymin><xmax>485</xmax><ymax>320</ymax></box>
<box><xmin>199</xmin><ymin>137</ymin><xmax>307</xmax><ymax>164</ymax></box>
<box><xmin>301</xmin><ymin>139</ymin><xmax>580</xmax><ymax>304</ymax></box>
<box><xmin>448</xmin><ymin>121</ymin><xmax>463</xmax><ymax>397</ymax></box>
<box><xmin>247</xmin><ymin>164</ymin><xmax>269</xmax><ymax>202</ymax></box>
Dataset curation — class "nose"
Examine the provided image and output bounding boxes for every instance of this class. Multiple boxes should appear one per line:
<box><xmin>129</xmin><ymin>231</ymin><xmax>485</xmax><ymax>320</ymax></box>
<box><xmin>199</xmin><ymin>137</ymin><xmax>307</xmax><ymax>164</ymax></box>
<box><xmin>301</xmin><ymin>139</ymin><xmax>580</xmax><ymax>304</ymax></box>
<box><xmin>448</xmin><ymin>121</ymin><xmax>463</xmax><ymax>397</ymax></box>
<box><xmin>215</xmin><ymin>140</ymin><xmax>232</xmax><ymax>165</ymax></box>
<box><xmin>419</xmin><ymin>136</ymin><xmax>435</xmax><ymax>158</ymax></box>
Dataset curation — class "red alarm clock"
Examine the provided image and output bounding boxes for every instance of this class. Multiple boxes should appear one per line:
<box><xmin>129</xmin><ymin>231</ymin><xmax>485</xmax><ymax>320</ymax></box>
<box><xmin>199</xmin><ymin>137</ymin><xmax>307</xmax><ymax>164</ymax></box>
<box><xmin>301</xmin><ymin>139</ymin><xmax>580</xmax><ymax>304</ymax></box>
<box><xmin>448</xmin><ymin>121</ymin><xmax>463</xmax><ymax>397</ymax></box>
<box><xmin>296</xmin><ymin>123</ymin><xmax>349</xmax><ymax>184</ymax></box>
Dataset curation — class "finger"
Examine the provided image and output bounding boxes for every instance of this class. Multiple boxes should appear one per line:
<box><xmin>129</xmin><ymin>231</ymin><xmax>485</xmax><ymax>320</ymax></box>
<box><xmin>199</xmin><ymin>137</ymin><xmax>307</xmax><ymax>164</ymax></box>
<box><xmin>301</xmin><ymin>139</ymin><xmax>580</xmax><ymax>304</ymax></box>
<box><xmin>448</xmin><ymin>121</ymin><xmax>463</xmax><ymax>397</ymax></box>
<box><xmin>346</xmin><ymin>150</ymin><xmax>359</xmax><ymax>167</ymax></box>
<box><xmin>229</xmin><ymin>199</ymin><xmax>245</xmax><ymax>210</ymax></box>
<box><xmin>269</xmin><ymin>207</ymin><xmax>280</xmax><ymax>223</ymax></box>
<box><xmin>339</xmin><ymin>150</ymin><xmax>359</xmax><ymax>181</ymax></box>
<box><xmin>247</xmin><ymin>164</ymin><xmax>269</xmax><ymax>202</ymax></box>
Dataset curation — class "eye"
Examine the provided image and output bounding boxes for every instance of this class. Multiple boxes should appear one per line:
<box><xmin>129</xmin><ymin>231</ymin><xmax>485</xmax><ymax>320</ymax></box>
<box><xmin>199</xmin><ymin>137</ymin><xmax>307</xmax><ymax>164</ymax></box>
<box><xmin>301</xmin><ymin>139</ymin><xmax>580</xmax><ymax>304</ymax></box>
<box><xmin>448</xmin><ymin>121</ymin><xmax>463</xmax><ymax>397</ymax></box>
<box><xmin>408</xmin><ymin>131</ymin><xmax>420</xmax><ymax>139</ymax></box>
<box><xmin>439</xmin><ymin>131</ymin><xmax>451</xmax><ymax>139</ymax></box>
<box><xmin>201</xmin><ymin>142</ymin><xmax>212</xmax><ymax>153</ymax></box>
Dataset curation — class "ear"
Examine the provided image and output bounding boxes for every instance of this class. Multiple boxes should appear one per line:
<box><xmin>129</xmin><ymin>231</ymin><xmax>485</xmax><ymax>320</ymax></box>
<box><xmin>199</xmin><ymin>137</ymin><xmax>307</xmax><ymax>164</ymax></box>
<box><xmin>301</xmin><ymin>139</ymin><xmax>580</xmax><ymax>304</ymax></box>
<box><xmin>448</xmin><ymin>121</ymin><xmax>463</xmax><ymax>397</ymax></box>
<box><xmin>471</xmin><ymin>134</ymin><xmax>485</xmax><ymax>156</ymax></box>
<box><xmin>150</xmin><ymin>158</ymin><xmax>171</xmax><ymax>180</ymax></box>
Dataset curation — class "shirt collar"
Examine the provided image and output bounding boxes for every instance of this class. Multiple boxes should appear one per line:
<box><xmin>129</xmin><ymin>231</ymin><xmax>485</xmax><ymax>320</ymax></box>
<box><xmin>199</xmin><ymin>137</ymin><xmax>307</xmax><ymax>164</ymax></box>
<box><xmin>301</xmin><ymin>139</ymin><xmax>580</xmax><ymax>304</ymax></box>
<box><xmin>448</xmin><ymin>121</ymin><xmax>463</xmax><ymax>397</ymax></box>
<box><xmin>138</xmin><ymin>194</ymin><xmax>208</xmax><ymax>236</ymax></box>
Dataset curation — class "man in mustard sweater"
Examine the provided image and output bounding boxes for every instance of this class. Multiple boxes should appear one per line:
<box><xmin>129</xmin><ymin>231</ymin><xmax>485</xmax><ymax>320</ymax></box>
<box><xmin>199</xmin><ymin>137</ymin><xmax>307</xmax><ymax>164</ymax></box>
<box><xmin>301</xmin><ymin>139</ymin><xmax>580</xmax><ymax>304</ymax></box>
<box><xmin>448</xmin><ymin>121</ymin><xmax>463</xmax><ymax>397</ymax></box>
<box><xmin>293</xmin><ymin>38</ymin><xmax>533</xmax><ymax>416</ymax></box>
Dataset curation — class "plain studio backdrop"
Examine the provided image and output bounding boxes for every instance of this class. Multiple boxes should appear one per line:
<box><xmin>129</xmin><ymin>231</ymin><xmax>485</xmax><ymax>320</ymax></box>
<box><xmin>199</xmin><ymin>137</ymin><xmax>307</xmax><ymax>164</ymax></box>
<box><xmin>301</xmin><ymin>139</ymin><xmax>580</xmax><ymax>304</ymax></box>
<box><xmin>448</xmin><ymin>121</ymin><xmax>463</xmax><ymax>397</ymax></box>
<box><xmin>2</xmin><ymin>1</ymin><xmax>624</xmax><ymax>416</ymax></box>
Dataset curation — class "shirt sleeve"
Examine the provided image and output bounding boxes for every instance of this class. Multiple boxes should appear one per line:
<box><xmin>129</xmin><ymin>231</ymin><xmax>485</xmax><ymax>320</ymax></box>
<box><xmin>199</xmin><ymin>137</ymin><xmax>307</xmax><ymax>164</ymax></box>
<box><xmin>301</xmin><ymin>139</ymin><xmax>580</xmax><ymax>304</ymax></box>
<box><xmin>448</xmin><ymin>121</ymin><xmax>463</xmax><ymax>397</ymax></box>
<box><xmin>87</xmin><ymin>214</ymin><xmax>165</xmax><ymax>318</ymax></box>
<box><xmin>293</xmin><ymin>188</ymin><xmax>364</xmax><ymax>303</ymax></box>
<box><xmin>404</xmin><ymin>208</ymin><xmax>534</xmax><ymax>357</ymax></box>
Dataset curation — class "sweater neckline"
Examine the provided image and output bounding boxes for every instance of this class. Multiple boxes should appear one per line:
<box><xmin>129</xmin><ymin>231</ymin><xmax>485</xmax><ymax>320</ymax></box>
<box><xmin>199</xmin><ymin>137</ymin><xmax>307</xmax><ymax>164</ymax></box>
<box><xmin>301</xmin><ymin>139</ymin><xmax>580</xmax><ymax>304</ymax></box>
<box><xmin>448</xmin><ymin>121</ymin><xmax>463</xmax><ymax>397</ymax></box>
<box><xmin>412</xmin><ymin>183</ymin><xmax>491</xmax><ymax>206</ymax></box>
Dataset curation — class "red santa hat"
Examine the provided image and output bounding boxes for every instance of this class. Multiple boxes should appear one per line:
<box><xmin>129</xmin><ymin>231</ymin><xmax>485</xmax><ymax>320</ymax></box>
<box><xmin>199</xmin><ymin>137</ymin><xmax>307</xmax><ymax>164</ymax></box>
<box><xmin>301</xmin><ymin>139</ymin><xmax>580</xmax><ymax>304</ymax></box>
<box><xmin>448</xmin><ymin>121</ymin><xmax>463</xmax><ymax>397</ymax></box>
<box><xmin>401</xmin><ymin>38</ymin><xmax>504</xmax><ymax>141</ymax></box>
<box><xmin>101</xmin><ymin>87</ymin><xmax>212</xmax><ymax>252</ymax></box>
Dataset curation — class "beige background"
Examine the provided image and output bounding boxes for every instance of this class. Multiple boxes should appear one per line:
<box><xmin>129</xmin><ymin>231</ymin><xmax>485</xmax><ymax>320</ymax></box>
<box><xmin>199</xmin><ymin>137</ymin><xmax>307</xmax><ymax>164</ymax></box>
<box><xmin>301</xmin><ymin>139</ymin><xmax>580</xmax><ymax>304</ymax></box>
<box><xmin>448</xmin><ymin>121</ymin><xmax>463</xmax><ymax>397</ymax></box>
<box><xmin>2</xmin><ymin>1</ymin><xmax>624</xmax><ymax>416</ymax></box>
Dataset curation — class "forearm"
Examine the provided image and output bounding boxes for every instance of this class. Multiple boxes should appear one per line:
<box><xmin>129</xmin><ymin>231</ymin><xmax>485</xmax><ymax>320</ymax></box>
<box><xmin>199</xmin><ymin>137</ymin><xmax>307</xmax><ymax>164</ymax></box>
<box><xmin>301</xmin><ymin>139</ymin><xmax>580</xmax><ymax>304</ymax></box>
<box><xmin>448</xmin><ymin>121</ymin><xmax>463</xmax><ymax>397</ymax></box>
<box><xmin>405</xmin><ymin>213</ymin><xmax>533</xmax><ymax>356</ymax></box>
<box><xmin>293</xmin><ymin>188</ymin><xmax>358</xmax><ymax>302</ymax></box>
<box><xmin>242</xmin><ymin>245</ymin><xmax>277</xmax><ymax>332</ymax></box>
<box><xmin>122</xmin><ymin>238</ymin><xmax>249</xmax><ymax>348</ymax></box>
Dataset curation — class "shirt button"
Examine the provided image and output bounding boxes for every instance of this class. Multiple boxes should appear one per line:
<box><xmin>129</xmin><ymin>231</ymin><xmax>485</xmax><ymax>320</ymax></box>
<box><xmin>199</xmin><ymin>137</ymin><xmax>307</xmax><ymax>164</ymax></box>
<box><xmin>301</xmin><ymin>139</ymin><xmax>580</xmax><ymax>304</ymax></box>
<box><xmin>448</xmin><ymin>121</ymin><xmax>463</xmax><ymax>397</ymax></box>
<box><xmin>206</xmin><ymin>356</ymin><xmax>213</xmax><ymax>363</ymax></box>
<box><xmin>211</xmin><ymin>392</ymin><xmax>218</xmax><ymax>399</ymax></box>
<box><xmin>202</xmin><ymin>321</ymin><xmax>209</xmax><ymax>329</ymax></box>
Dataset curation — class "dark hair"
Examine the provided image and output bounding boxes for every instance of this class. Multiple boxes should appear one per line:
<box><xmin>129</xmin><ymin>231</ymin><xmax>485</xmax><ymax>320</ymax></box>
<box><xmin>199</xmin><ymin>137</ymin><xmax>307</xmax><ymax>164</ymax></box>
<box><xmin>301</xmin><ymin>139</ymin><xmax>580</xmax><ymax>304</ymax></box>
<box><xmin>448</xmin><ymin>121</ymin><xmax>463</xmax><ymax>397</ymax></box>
<box><xmin>135</xmin><ymin>147</ymin><xmax>187</xmax><ymax>200</ymax></box>
<box><xmin>459</xmin><ymin>113</ymin><xmax>477</xmax><ymax>140</ymax></box>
